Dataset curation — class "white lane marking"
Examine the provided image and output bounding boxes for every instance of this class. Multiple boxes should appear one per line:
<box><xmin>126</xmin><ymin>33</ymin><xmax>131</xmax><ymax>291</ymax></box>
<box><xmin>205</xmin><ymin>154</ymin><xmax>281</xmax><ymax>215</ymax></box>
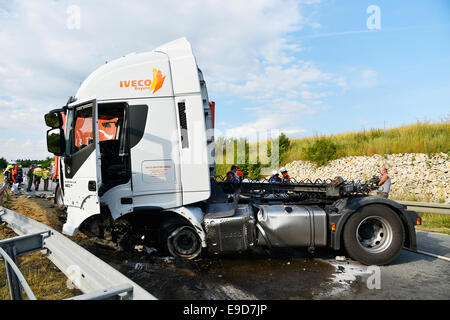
<box><xmin>404</xmin><ymin>248</ymin><xmax>450</xmax><ymax>262</ymax></box>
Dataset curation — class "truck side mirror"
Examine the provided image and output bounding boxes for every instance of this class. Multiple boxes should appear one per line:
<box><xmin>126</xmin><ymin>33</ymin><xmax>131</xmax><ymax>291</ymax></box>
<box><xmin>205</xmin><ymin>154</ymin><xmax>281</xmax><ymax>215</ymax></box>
<box><xmin>47</xmin><ymin>128</ymin><xmax>65</xmax><ymax>156</ymax></box>
<box><xmin>44</xmin><ymin>112</ymin><xmax>63</xmax><ymax>128</ymax></box>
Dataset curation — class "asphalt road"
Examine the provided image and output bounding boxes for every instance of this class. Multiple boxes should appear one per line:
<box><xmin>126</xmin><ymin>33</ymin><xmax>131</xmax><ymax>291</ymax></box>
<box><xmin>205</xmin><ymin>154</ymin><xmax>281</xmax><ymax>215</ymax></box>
<box><xmin>416</xmin><ymin>230</ymin><xmax>450</xmax><ymax>258</ymax></box>
<box><xmin>327</xmin><ymin>246</ymin><xmax>450</xmax><ymax>300</ymax></box>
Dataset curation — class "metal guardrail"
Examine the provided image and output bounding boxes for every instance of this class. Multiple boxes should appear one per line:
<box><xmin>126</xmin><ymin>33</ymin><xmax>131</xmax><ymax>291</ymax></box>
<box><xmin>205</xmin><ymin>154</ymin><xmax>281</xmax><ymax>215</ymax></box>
<box><xmin>397</xmin><ymin>201</ymin><xmax>450</xmax><ymax>215</ymax></box>
<box><xmin>0</xmin><ymin>231</ymin><xmax>50</xmax><ymax>300</ymax></box>
<box><xmin>0</xmin><ymin>205</ymin><xmax>156</xmax><ymax>300</ymax></box>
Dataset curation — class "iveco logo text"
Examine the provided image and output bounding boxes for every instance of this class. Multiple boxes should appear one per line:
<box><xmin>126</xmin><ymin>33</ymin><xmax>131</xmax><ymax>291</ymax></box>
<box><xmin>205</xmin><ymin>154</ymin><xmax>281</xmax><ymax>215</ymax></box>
<box><xmin>119</xmin><ymin>68</ymin><xmax>166</xmax><ymax>93</ymax></box>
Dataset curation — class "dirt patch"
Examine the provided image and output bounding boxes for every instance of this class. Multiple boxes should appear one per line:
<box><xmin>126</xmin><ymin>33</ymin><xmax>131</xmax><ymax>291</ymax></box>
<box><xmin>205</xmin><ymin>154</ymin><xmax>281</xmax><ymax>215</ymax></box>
<box><xmin>4</xmin><ymin>194</ymin><xmax>63</xmax><ymax>229</ymax></box>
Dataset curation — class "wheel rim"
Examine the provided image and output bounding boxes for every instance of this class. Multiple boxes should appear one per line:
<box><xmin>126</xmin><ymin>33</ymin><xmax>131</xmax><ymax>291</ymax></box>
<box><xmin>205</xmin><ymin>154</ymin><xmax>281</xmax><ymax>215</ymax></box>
<box><xmin>57</xmin><ymin>190</ymin><xmax>64</xmax><ymax>206</ymax></box>
<box><xmin>167</xmin><ymin>226</ymin><xmax>201</xmax><ymax>259</ymax></box>
<box><xmin>356</xmin><ymin>216</ymin><xmax>393</xmax><ymax>254</ymax></box>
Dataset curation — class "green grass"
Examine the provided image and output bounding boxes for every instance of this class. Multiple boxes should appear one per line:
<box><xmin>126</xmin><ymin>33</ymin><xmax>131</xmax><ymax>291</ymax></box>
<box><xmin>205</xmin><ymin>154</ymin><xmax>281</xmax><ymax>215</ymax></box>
<box><xmin>415</xmin><ymin>213</ymin><xmax>450</xmax><ymax>235</ymax></box>
<box><xmin>283</xmin><ymin>121</ymin><xmax>449</xmax><ymax>165</ymax></box>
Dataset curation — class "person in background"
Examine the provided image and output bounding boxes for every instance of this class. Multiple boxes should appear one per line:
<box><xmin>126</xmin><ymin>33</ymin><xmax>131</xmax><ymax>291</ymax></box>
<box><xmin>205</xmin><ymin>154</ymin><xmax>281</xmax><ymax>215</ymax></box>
<box><xmin>26</xmin><ymin>165</ymin><xmax>34</xmax><ymax>192</ymax></box>
<box><xmin>10</xmin><ymin>163</ymin><xmax>18</xmax><ymax>185</ymax></box>
<box><xmin>230</xmin><ymin>165</ymin><xmax>239</xmax><ymax>181</ymax></box>
<box><xmin>17</xmin><ymin>165</ymin><xmax>23</xmax><ymax>189</ymax></box>
<box><xmin>377</xmin><ymin>166</ymin><xmax>391</xmax><ymax>198</ymax></box>
<box><xmin>3</xmin><ymin>164</ymin><xmax>12</xmax><ymax>185</ymax></box>
<box><xmin>235</xmin><ymin>165</ymin><xmax>244</xmax><ymax>181</ymax></box>
<box><xmin>43</xmin><ymin>167</ymin><xmax>51</xmax><ymax>191</ymax></box>
<box><xmin>34</xmin><ymin>165</ymin><xmax>43</xmax><ymax>191</ymax></box>
<box><xmin>226</xmin><ymin>171</ymin><xmax>239</xmax><ymax>183</ymax></box>
<box><xmin>280</xmin><ymin>167</ymin><xmax>290</xmax><ymax>183</ymax></box>
<box><xmin>269</xmin><ymin>170</ymin><xmax>282</xmax><ymax>183</ymax></box>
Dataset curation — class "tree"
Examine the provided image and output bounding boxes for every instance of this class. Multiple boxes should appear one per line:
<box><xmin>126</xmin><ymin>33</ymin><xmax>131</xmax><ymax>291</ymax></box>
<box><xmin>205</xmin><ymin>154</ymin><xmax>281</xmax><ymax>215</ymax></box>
<box><xmin>278</xmin><ymin>133</ymin><xmax>291</xmax><ymax>156</ymax></box>
<box><xmin>0</xmin><ymin>157</ymin><xmax>7</xmax><ymax>170</ymax></box>
<box><xmin>268</xmin><ymin>132</ymin><xmax>290</xmax><ymax>162</ymax></box>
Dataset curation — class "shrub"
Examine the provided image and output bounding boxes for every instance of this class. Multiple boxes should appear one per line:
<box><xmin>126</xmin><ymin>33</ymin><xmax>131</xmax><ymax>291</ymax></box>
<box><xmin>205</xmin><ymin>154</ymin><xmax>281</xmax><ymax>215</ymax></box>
<box><xmin>302</xmin><ymin>138</ymin><xmax>338</xmax><ymax>166</ymax></box>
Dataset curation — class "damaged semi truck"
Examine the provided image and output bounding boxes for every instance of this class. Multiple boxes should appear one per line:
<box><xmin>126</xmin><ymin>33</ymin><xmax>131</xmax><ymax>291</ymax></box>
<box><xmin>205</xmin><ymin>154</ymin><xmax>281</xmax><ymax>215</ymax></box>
<box><xmin>44</xmin><ymin>38</ymin><xmax>419</xmax><ymax>265</ymax></box>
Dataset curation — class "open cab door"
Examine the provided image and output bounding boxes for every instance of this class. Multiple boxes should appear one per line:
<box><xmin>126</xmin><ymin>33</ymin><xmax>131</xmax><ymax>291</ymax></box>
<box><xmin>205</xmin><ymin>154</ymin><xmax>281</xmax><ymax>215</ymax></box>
<box><xmin>59</xmin><ymin>99</ymin><xmax>102</xmax><ymax>236</ymax></box>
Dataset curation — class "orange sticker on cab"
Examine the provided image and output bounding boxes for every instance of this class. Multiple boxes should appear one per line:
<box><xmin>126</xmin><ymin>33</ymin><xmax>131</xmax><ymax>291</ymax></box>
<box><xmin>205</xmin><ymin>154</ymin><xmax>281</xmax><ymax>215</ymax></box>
<box><xmin>119</xmin><ymin>69</ymin><xmax>166</xmax><ymax>93</ymax></box>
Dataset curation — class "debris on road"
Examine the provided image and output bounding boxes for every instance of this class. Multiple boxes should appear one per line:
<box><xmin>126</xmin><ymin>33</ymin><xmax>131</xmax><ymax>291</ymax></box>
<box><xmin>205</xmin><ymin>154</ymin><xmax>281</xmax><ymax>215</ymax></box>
<box><xmin>336</xmin><ymin>265</ymin><xmax>345</xmax><ymax>273</ymax></box>
<box><xmin>143</xmin><ymin>246</ymin><xmax>157</xmax><ymax>255</ymax></box>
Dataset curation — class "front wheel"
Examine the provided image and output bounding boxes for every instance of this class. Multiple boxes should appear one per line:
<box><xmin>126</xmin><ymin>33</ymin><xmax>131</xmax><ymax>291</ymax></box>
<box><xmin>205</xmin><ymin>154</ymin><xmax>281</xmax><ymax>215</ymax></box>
<box><xmin>163</xmin><ymin>223</ymin><xmax>202</xmax><ymax>260</ymax></box>
<box><xmin>343</xmin><ymin>204</ymin><xmax>405</xmax><ymax>265</ymax></box>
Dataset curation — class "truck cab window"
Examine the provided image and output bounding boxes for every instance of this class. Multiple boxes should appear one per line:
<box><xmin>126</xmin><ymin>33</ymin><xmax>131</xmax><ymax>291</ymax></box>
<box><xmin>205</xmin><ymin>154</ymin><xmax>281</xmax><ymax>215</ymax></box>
<box><xmin>72</xmin><ymin>106</ymin><xmax>93</xmax><ymax>153</ymax></box>
<box><xmin>97</xmin><ymin>103</ymin><xmax>130</xmax><ymax>194</ymax></box>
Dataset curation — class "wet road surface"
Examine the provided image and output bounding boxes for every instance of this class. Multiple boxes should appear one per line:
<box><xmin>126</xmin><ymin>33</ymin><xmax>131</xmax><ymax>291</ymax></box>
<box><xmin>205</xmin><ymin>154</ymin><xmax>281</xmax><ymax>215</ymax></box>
<box><xmin>114</xmin><ymin>248</ymin><xmax>338</xmax><ymax>300</ymax></box>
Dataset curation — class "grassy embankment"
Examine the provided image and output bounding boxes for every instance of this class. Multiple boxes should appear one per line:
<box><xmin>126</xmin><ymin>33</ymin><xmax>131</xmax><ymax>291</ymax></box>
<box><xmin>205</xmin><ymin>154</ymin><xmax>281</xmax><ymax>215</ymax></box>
<box><xmin>415</xmin><ymin>213</ymin><xmax>450</xmax><ymax>235</ymax></box>
<box><xmin>283</xmin><ymin>121</ymin><xmax>449</xmax><ymax>164</ymax></box>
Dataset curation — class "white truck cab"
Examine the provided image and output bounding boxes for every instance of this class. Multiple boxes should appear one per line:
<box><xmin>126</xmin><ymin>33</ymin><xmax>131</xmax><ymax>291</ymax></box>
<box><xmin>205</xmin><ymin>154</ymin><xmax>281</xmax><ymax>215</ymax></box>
<box><xmin>46</xmin><ymin>38</ymin><xmax>214</xmax><ymax>245</ymax></box>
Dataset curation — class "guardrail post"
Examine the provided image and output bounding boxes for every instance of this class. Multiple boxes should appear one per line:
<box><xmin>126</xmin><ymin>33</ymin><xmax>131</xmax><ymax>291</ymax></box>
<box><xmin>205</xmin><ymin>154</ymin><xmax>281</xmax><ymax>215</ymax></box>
<box><xmin>3</xmin><ymin>244</ymin><xmax>23</xmax><ymax>300</ymax></box>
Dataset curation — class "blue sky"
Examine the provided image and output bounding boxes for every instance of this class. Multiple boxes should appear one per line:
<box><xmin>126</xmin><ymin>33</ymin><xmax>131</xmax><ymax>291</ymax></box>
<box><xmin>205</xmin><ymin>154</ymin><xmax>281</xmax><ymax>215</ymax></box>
<box><xmin>0</xmin><ymin>0</ymin><xmax>449</xmax><ymax>160</ymax></box>
<box><xmin>211</xmin><ymin>0</ymin><xmax>450</xmax><ymax>137</ymax></box>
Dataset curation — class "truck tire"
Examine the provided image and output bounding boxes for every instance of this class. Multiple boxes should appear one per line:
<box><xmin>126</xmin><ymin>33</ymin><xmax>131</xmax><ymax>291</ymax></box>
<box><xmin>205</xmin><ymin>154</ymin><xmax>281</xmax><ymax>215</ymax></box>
<box><xmin>343</xmin><ymin>204</ymin><xmax>405</xmax><ymax>265</ymax></box>
<box><xmin>161</xmin><ymin>220</ymin><xmax>202</xmax><ymax>260</ymax></box>
<box><xmin>55</xmin><ymin>184</ymin><xmax>65</xmax><ymax>209</ymax></box>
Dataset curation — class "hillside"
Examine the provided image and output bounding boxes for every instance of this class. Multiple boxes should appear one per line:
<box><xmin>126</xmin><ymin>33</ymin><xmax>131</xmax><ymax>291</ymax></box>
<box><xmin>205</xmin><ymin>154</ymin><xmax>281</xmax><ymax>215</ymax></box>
<box><xmin>216</xmin><ymin>121</ymin><xmax>449</xmax><ymax>176</ymax></box>
<box><xmin>283</xmin><ymin>121</ymin><xmax>449</xmax><ymax>165</ymax></box>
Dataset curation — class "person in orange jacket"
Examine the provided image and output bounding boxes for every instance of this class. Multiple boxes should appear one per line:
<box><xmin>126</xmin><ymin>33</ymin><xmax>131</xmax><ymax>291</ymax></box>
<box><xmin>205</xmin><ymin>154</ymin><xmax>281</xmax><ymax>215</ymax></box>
<box><xmin>10</xmin><ymin>163</ymin><xmax>18</xmax><ymax>184</ymax></box>
<box><xmin>280</xmin><ymin>167</ymin><xmax>290</xmax><ymax>183</ymax></box>
<box><xmin>235</xmin><ymin>165</ymin><xmax>244</xmax><ymax>181</ymax></box>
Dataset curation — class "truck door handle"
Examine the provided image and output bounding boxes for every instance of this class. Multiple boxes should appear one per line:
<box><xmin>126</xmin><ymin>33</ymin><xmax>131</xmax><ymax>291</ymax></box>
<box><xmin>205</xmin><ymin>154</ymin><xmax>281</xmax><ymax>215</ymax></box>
<box><xmin>88</xmin><ymin>181</ymin><xmax>97</xmax><ymax>191</ymax></box>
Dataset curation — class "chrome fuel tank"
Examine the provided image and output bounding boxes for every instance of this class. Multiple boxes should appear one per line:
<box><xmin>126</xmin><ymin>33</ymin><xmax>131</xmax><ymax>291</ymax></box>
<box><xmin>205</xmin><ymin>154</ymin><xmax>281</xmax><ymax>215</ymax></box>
<box><xmin>256</xmin><ymin>205</ymin><xmax>327</xmax><ymax>248</ymax></box>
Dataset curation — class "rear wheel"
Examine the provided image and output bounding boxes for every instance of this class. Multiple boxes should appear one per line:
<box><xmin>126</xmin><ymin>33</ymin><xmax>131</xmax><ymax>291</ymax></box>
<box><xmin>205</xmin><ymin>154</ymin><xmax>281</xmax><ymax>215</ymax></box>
<box><xmin>343</xmin><ymin>204</ymin><xmax>404</xmax><ymax>265</ymax></box>
<box><xmin>161</xmin><ymin>220</ymin><xmax>202</xmax><ymax>260</ymax></box>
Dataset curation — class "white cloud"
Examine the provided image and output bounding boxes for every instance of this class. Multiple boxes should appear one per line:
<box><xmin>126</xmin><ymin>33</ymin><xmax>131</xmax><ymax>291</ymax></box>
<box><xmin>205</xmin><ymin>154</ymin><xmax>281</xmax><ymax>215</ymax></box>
<box><xmin>360</xmin><ymin>68</ymin><xmax>379</xmax><ymax>87</ymax></box>
<box><xmin>343</xmin><ymin>67</ymin><xmax>378</xmax><ymax>89</ymax></box>
<box><xmin>0</xmin><ymin>137</ymin><xmax>48</xmax><ymax>161</ymax></box>
<box><xmin>224</xmin><ymin>116</ymin><xmax>307</xmax><ymax>138</ymax></box>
